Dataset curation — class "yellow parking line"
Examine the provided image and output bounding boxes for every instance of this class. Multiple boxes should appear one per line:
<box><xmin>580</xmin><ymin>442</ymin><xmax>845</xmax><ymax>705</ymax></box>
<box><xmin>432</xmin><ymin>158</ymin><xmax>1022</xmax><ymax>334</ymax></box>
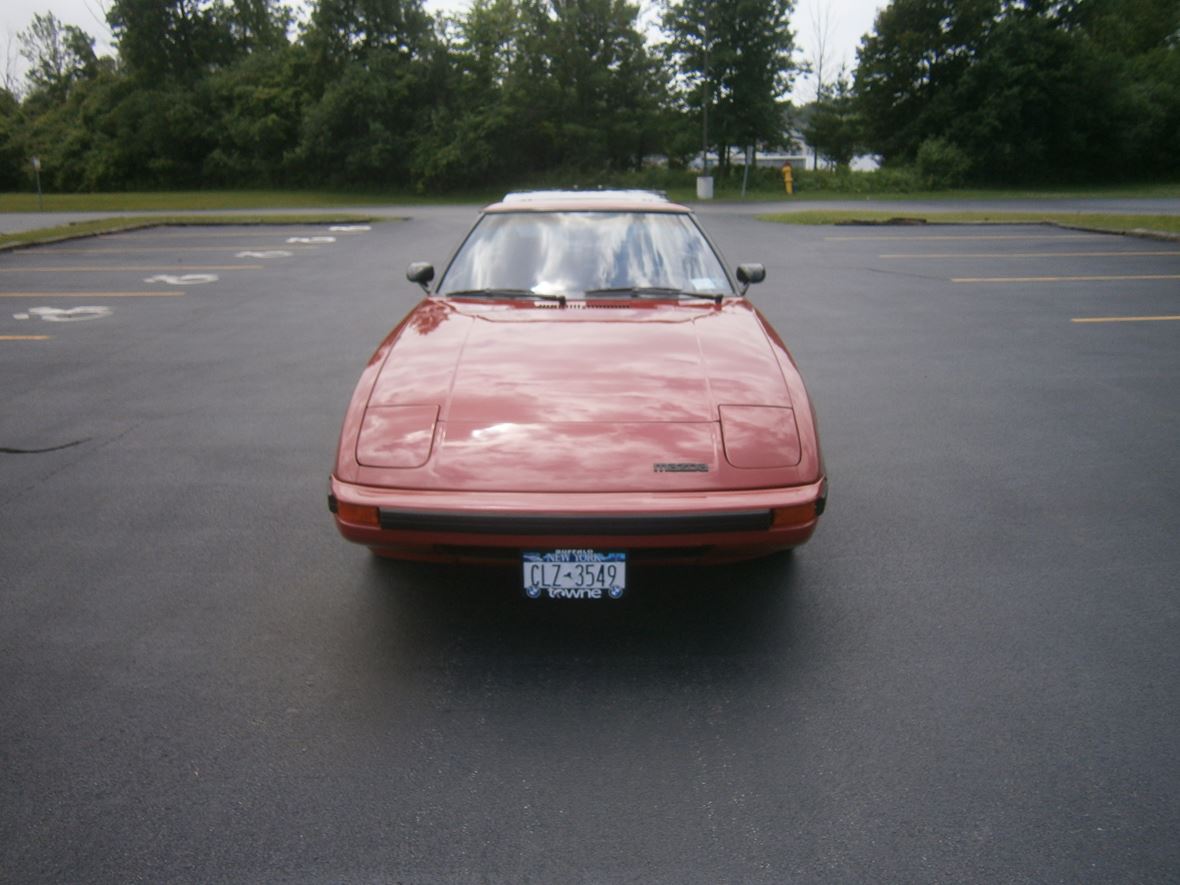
<box><xmin>883</xmin><ymin>250</ymin><xmax>1180</xmax><ymax>259</ymax></box>
<box><xmin>826</xmin><ymin>233</ymin><xmax>1099</xmax><ymax>241</ymax></box>
<box><xmin>0</xmin><ymin>335</ymin><xmax>52</xmax><ymax>340</ymax></box>
<box><xmin>1071</xmin><ymin>315</ymin><xmax>1180</xmax><ymax>324</ymax></box>
<box><xmin>953</xmin><ymin>274</ymin><xmax>1180</xmax><ymax>283</ymax></box>
<box><xmin>0</xmin><ymin>265</ymin><xmax>263</xmax><ymax>272</ymax></box>
<box><xmin>0</xmin><ymin>296</ymin><xmax>181</xmax><ymax>304</ymax></box>
<box><xmin>122</xmin><ymin>231</ymin><xmax>343</xmax><ymax>238</ymax></box>
<box><xmin>40</xmin><ymin>246</ymin><xmax>317</xmax><ymax>254</ymax></box>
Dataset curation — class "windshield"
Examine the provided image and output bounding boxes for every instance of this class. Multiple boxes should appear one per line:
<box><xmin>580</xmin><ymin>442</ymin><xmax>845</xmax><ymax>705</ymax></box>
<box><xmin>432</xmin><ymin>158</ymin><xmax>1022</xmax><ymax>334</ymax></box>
<box><xmin>437</xmin><ymin>211</ymin><xmax>734</xmax><ymax>298</ymax></box>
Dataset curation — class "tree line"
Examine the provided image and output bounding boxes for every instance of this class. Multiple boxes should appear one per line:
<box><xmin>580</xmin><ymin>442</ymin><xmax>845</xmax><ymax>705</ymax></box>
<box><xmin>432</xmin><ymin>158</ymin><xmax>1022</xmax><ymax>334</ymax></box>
<box><xmin>1</xmin><ymin>0</ymin><xmax>1176</xmax><ymax>194</ymax></box>
<box><xmin>851</xmin><ymin>0</ymin><xmax>1180</xmax><ymax>185</ymax></box>
<box><xmin>0</xmin><ymin>0</ymin><xmax>797</xmax><ymax>193</ymax></box>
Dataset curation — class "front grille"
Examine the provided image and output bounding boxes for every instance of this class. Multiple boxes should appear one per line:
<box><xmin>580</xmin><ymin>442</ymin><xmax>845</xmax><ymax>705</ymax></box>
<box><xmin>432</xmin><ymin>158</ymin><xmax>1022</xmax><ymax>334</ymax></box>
<box><xmin>433</xmin><ymin>545</ymin><xmax>712</xmax><ymax>563</ymax></box>
<box><xmin>378</xmin><ymin>509</ymin><xmax>772</xmax><ymax>535</ymax></box>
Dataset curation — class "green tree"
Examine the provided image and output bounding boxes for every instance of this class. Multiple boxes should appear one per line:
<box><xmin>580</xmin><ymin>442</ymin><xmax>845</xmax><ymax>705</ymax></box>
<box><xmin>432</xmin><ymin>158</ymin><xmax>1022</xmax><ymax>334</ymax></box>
<box><xmin>108</xmin><ymin>0</ymin><xmax>288</xmax><ymax>82</ymax></box>
<box><xmin>0</xmin><ymin>88</ymin><xmax>26</xmax><ymax>190</ymax></box>
<box><xmin>1066</xmin><ymin>0</ymin><xmax>1180</xmax><ymax>177</ymax></box>
<box><xmin>801</xmin><ymin>67</ymin><xmax>861</xmax><ymax>168</ymax></box>
<box><xmin>855</xmin><ymin>0</ymin><xmax>1000</xmax><ymax>165</ymax></box>
<box><xmin>228</xmin><ymin>0</ymin><xmax>292</xmax><ymax>53</ymax></box>
<box><xmin>1123</xmin><ymin>42</ymin><xmax>1180</xmax><ymax>176</ymax></box>
<box><xmin>528</xmin><ymin>0</ymin><xmax>666</xmax><ymax>171</ymax></box>
<box><xmin>944</xmin><ymin>8</ymin><xmax>1126</xmax><ymax>182</ymax></box>
<box><xmin>202</xmin><ymin>45</ymin><xmax>307</xmax><ymax>185</ymax></box>
<box><xmin>295</xmin><ymin>0</ymin><xmax>439</xmax><ymax>186</ymax></box>
<box><xmin>108</xmin><ymin>0</ymin><xmax>228</xmax><ymax>80</ymax></box>
<box><xmin>303</xmin><ymin>0</ymin><xmax>434</xmax><ymax>72</ymax></box>
<box><xmin>18</xmin><ymin>13</ymin><xmax>99</xmax><ymax>100</ymax></box>
<box><xmin>663</xmin><ymin>0</ymin><xmax>798</xmax><ymax>173</ymax></box>
<box><xmin>295</xmin><ymin>52</ymin><xmax>418</xmax><ymax>185</ymax></box>
<box><xmin>408</xmin><ymin>0</ymin><xmax>521</xmax><ymax>189</ymax></box>
<box><xmin>411</xmin><ymin>0</ymin><xmax>667</xmax><ymax>190</ymax></box>
<box><xmin>853</xmin><ymin>0</ymin><xmax>1177</xmax><ymax>183</ymax></box>
<box><xmin>1061</xmin><ymin>0</ymin><xmax>1180</xmax><ymax>56</ymax></box>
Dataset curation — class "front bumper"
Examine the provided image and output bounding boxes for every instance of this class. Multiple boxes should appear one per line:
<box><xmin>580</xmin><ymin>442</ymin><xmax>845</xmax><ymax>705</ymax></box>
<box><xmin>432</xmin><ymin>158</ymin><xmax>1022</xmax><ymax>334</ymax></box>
<box><xmin>329</xmin><ymin>475</ymin><xmax>827</xmax><ymax>565</ymax></box>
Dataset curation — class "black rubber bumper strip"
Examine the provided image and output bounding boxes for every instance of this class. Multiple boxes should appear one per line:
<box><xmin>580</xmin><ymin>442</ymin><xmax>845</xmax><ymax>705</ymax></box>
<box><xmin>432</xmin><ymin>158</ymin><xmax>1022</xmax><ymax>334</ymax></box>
<box><xmin>377</xmin><ymin>508</ymin><xmax>774</xmax><ymax>535</ymax></box>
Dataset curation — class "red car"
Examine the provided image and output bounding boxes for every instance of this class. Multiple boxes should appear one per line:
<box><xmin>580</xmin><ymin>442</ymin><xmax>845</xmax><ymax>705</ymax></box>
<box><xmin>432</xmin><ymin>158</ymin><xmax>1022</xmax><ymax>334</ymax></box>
<box><xmin>330</xmin><ymin>190</ymin><xmax>825</xmax><ymax>597</ymax></box>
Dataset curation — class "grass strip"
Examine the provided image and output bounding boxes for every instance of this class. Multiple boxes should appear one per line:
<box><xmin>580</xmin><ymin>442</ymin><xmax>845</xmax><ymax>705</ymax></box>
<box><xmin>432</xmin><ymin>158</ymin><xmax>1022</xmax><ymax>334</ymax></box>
<box><xmin>671</xmin><ymin>188</ymin><xmax>1180</xmax><ymax>204</ymax></box>
<box><xmin>756</xmin><ymin>210</ymin><xmax>1180</xmax><ymax>239</ymax></box>
<box><xmin>0</xmin><ymin>190</ymin><xmax>510</xmax><ymax>212</ymax></box>
<box><xmin>0</xmin><ymin>213</ymin><xmax>382</xmax><ymax>251</ymax></box>
<box><xmin>4</xmin><ymin>183</ymin><xmax>1179</xmax><ymax>213</ymax></box>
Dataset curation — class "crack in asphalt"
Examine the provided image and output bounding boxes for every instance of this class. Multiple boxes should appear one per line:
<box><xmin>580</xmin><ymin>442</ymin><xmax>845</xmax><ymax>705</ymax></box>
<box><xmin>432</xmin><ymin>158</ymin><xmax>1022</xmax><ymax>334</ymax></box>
<box><xmin>0</xmin><ymin>438</ymin><xmax>91</xmax><ymax>454</ymax></box>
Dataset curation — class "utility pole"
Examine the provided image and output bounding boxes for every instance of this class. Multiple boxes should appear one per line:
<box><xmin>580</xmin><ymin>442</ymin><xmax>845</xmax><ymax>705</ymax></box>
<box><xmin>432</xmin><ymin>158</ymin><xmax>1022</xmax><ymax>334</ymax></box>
<box><xmin>702</xmin><ymin>19</ymin><xmax>710</xmax><ymax>175</ymax></box>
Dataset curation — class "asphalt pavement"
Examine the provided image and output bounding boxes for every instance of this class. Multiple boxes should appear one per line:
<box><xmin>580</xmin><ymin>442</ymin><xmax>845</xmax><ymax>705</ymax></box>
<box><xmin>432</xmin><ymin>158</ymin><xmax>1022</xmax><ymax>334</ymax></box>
<box><xmin>1</xmin><ymin>210</ymin><xmax>1179</xmax><ymax>883</ymax></box>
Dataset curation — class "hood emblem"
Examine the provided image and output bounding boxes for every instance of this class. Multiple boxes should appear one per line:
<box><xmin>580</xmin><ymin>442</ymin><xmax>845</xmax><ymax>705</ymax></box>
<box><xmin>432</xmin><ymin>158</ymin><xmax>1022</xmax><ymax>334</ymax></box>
<box><xmin>654</xmin><ymin>463</ymin><xmax>709</xmax><ymax>473</ymax></box>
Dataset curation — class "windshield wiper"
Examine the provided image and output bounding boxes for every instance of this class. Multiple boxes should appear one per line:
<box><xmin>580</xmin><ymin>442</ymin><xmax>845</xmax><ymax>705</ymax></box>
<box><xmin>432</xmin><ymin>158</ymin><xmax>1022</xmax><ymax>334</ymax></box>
<box><xmin>584</xmin><ymin>286</ymin><xmax>725</xmax><ymax>304</ymax></box>
<box><xmin>444</xmin><ymin>288</ymin><xmax>567</xmax><ymax>306</ymax></box>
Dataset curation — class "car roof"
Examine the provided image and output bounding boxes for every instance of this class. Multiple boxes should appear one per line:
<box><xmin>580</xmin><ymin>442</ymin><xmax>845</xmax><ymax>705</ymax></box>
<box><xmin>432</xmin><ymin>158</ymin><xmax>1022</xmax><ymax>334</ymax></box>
<box><xmin>483</xmin><ymin>189</ymin><xmax>691</xmax><ymax>214</ymax></box>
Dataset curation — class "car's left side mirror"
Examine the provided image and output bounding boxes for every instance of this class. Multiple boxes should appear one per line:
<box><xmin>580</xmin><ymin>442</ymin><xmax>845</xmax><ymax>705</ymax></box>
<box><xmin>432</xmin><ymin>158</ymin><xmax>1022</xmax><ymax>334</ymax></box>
<box><xmin>735</xmin><ymin>263</ymin><xmax>765</xmax><ymax>294</ymax></box>
<box><xmin>407</xmin><ymin>262</ymin><xmax>434</xmax><ymax>292</ymax></box>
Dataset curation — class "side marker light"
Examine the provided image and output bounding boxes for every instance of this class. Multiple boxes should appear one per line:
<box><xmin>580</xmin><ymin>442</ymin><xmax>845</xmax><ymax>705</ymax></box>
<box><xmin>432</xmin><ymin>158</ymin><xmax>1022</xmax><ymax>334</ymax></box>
<box><xmin>771</xmin><ymin>503</ymin><xmax>817</xmax><ymax>528</ymax></box>
<box><xmin>337</xmin><ymin>502</ymin><xmax>380</xmax><ymax>527</ymax></box>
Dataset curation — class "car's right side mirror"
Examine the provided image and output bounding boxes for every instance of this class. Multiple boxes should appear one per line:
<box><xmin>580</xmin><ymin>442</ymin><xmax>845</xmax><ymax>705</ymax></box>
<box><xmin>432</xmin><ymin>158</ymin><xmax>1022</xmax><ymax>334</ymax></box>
<box><xmin>735</xmin><ymin>263</ymin><xmax>766</xmax><ymax>294</ymax></box>
<box><xmin>406</xmin><ymin>262</ymin><xmax>435</xmax><ymax>292</ymax></box>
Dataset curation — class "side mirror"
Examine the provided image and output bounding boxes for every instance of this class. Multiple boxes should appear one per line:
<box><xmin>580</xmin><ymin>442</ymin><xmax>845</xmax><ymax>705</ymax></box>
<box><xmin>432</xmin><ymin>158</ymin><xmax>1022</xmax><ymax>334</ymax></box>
<box><xmin>407</xmin><ymin>262</ymin><xmax>434</xmax><ymax>292</ymax></box>
<box><xmin>735</xmin><ymin>263</ymin><xmax>765</xmax><ymax>295</ymax></box>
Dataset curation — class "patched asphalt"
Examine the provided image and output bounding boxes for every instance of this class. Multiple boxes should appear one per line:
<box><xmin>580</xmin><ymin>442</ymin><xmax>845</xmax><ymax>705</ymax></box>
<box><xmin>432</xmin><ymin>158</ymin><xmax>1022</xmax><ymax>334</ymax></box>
<box><xmin>2</xmin><ymin>211</ymin><xmax>1179</xmax><ymax>883</ymax></box>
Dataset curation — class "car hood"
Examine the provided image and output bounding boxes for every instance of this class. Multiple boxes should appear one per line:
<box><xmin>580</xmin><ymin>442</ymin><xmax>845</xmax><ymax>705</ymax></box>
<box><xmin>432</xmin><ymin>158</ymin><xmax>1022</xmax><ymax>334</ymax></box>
<box><xmin>368</xmin><ymin>299</ymin><xmax>792</xmax><ymax>422</ymax></box>
<box><xmin>349</xmin><ymin>299</ymin><xmax>814</xmax><ymax>492</ymax></box>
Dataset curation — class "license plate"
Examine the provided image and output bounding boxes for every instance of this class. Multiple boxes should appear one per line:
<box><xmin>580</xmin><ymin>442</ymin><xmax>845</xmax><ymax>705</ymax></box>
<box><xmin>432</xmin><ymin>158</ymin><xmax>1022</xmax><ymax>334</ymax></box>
<box><xmin>522</xmin><ymin>550</ymin><xmax>627</xmax><ymax>600</ymax></box>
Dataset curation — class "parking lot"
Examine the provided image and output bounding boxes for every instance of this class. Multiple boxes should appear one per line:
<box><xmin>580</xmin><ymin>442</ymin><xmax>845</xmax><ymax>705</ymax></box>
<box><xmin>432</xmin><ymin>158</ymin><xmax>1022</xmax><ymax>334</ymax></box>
<box><xmin>2</xmin><ymin>210</ymin><xmax>1179</xmax><ymax>882</ymax></box>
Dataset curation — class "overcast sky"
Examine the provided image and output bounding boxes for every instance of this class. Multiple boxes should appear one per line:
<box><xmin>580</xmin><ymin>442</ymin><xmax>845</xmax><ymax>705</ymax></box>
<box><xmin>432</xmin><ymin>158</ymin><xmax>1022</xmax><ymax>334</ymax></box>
<box><xmin>2</xmin><ymin>0</ymin><xmax>887</xmax><ymax>101</ymax></box>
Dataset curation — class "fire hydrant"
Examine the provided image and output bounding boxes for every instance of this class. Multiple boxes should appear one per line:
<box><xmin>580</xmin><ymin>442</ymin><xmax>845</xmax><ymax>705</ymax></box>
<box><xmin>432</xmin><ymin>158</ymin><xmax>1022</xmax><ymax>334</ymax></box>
<box><xmin>781</xmin><ymin>162</ymin><xmax>794</xmax><ymax>196</ymax></box>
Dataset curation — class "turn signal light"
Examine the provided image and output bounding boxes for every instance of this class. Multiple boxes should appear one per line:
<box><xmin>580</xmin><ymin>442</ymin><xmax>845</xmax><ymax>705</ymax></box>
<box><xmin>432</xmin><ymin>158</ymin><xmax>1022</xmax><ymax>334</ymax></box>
<box><xmin>771</xmin><ymin>503</ymin><xmax>816</xmax><ymax>528</ymax></box>
<box><xmin>337</xmin><ymin>502</ymin><xmax>380</xmax><ymax>527</ymax></box>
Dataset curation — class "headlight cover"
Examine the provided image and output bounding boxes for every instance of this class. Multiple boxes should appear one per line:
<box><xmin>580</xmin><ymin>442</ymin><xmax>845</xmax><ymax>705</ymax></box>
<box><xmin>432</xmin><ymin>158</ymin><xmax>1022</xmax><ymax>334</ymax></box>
<box><xmin>719</xmin><ymin>405</ymin><xmax>801</xmax><ymax>469</ymax></box>
<box><xmin>356</xmin><ymin>405</ymin><xmax>439</xmax><ymax>468</ymax></box>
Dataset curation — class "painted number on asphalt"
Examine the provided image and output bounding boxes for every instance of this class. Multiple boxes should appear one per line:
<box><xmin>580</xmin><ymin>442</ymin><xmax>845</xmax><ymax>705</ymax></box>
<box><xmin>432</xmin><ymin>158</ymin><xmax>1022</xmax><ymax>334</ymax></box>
<box><xmin>14</xmin><ymin>306</ymin><xmax>113</xmax><ymax>323</ymax></box>
<box><xmin>143</xmin><ymin>274</ymin><xmax>219</xmax><ymax>285</ymax></box>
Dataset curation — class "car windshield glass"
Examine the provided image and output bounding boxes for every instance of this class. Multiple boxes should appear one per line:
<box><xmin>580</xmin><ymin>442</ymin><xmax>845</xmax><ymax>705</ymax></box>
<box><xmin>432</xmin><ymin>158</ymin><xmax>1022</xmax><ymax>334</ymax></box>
<box><xmin>437</xmin><ymin>211</ymin><xmax>734</xmax><ymax>298</ymax></box>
